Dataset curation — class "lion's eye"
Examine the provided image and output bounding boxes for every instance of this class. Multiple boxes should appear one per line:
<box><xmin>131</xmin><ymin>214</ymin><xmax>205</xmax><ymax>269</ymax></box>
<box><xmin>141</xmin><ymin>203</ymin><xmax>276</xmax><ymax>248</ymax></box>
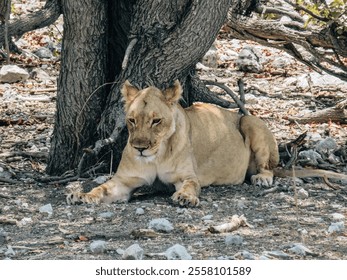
<box><xmin>151</xmin><ymin>118</ymin><xmax>162</xmax><ymax>126</ymax></box>
<box><xmin>128</xmin><ymin>118</ymin><xmax>136</xmax><ymax>125</ymax></box>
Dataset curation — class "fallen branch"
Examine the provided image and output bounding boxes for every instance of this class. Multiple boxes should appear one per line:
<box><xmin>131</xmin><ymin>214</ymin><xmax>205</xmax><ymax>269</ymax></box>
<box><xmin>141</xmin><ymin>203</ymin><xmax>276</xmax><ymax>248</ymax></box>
<box><xmin>0</xmin><ymin>151</ymin><xmax>48</xmax><ymax>160</ymax></box>
<box><xmin>0</xmin><ymin>177</ymin><xmax>21</xmax><ymax>184</ymax></box>
<box><xmin>208</xmin><ymin>215</ymin><xmax>253</xmax><ymax>233</ymax></box>
<box><xmin>0</xmin><ymin>217</ymin><xmax>17</xmax><ymax>225</ymax></box>
<box><xmin>16</xmin><ymin>87</ymin><xmax>57</xmax><ymax>94</ymax></box>
<box><xmin>287</xmin><ymin>99</ymin><xmax>347</xmax><ymax>124</ymax></box>
<box><xmin>0</xmin><ymin>193</ymin><xmax>15</xmax><ymax>199</ymax></box>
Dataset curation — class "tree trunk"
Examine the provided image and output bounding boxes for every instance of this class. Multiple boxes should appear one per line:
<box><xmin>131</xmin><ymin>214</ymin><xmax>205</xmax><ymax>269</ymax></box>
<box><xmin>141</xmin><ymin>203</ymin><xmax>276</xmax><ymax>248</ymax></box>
<box><xmin>46</xmin><ymin>0</ymin><xmax>108</xmax><ymax>175</ymax></box>
<box><xmin>46</xmin><ymin>0</ymin><xmax>231</xmax><ymax>175</ymax></box>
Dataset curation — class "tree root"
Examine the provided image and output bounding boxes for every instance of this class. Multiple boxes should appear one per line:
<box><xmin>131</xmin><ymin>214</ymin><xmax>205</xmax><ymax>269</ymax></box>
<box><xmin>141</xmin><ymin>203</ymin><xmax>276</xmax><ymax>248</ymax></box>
<box><xmin>203</xmin><ymin>80</ymin><xmax>250</xmax><ymax>115</ymax></box>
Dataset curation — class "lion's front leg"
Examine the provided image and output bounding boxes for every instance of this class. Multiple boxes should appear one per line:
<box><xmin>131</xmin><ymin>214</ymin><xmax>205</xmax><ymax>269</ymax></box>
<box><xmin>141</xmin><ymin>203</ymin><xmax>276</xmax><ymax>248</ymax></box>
<box><xmin>171</xmin><ymin>178</ymin><xmax>201</xmax><ymax>207</ymax></box>
<box><xmin>66</xmin><ymin>180</ymin><xmax>131</xmax><ymax>205</ymax></box>
<box><xmin>66</xmin><ymin>176</ymin><xmax>143</xmax><ymax>205</ymax></box>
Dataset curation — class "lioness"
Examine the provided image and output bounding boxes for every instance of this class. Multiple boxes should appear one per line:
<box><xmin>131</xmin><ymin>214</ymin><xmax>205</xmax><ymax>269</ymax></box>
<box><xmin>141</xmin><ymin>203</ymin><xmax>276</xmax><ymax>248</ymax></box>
<box><xmin>67</xmin><ymin>80</ymin><xmax>280</xmax><ymax>206</ymax></box>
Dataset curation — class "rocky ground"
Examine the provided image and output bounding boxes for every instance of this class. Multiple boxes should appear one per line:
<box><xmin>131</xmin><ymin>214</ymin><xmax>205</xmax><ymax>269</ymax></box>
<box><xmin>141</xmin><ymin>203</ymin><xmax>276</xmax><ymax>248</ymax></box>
<box><xmin>0</xmin><ymin>1</ymin><xmax>346</xmax><ymax>260</ymax></box>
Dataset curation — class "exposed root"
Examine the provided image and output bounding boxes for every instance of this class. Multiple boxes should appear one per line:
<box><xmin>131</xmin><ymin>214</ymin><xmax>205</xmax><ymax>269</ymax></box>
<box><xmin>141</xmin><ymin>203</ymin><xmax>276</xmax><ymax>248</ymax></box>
<box><xmin>203</xmin><ymin>80</ymin><xmax>250</xmax><ymax>115</ymax></box>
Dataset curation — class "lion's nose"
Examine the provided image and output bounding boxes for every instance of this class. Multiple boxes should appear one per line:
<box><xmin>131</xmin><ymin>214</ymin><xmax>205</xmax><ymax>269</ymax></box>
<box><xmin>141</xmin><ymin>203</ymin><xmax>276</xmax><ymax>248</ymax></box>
<box><xmin>134</xmin><ymin>147</ymin><xmax>147</xmax><ymax>153</ymax></box>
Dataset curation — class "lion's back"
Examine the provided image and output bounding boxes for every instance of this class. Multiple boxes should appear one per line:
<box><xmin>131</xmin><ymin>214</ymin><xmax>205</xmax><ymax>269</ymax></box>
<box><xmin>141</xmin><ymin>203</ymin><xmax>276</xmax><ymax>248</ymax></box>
<box><xmin>184</xmin><ymin>103</ymin><xmax>250</xmax><ymax>186</ymax></box>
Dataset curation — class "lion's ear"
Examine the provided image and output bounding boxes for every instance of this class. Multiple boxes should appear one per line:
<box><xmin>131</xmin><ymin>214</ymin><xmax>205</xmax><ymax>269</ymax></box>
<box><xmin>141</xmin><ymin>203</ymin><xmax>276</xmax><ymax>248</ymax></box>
<box><xmin>163</xmin><ymin>80</ymin><xmax>182</xmax><ymax>103</ymax></box>
<box><xmin>121</xmin><ymin>80</ymin><xmax>139</xmax><ymax>103</ymax></box>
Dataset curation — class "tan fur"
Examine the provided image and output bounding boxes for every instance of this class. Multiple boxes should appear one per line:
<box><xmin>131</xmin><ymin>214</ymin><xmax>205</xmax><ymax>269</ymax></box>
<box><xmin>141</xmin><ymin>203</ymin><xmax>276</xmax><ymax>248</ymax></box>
<box><xmin>67</xmin><ymin>80</ymin><xmax>281</xmax><ymax>206</ymax></box>
<box><xmin>274</xmin><ymin>168</ymin><xmax>347</xmax><ymax>180</ymax></box>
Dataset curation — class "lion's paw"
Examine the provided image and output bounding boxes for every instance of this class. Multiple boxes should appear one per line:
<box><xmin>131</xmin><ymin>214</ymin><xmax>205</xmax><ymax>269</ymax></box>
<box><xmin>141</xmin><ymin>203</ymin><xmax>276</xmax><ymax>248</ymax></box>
<box><xmin>66</xmin><ymin>192</ymin><xmax>102</xmax><ymax>205</ymax></box>
<box><xmin>251</xmin><ymin>174</ymin><xmax>273</xmax><ymax>187</ymax></box>
<box><xmin>171</xmin><ymin>191</ymin><xmax>200</xmax><ymax>207</ymax></box>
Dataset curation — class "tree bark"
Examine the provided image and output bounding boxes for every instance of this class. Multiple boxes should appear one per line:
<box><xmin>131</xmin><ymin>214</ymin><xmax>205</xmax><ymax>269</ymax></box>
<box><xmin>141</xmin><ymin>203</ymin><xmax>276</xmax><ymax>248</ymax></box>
<box><xmin>98</xmin><ymin>0</ymin><xmax>231</xmax><ymax>136</ymax></box>
<box><xmin>46</xmin><ymin>0</ymin><xmax>108</xmax><ymax>175</ymax></box>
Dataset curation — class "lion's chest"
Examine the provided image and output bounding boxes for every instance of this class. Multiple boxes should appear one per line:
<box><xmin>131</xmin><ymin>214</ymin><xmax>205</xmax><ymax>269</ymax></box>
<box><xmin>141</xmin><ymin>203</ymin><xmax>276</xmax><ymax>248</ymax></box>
<box><xmin>156</xmin><ymin>165</ymin><xmax>178</xmax><ymax>184</ymax></box>
<box><xmin>157</xmin><ymin>168</ymin><xmax>177</xmax><ymax>184</ymax></box>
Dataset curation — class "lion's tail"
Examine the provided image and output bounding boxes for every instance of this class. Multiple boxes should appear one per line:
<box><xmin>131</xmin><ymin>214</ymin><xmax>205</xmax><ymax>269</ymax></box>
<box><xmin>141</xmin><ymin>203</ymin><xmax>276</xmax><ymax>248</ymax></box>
<box><xmin>273</xmin><ymin>167</ymin><xmax>347</xmax><ymax>181</ymax></box>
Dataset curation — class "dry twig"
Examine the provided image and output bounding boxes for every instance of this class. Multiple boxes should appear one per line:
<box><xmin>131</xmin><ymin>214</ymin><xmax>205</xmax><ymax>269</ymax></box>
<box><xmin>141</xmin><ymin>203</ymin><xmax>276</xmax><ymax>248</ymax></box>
<box><xmin>208</xmin><ymin>215</ymin><xmax>253</xmax><ymax>233</ymax></box>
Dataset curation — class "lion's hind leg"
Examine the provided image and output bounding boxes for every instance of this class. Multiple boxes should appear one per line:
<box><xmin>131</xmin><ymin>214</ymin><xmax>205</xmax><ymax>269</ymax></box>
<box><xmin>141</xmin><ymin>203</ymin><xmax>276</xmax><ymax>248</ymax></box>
<box><xmin>240</xmin><ymin>115</ymin><xmax>279</xmax><ymax>187</ymax></box>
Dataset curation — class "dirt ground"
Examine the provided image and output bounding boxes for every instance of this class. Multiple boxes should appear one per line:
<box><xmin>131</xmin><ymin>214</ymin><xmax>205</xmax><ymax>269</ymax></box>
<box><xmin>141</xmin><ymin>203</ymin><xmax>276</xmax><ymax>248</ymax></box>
<box><xmin>1</xmin><ymin>1</ymin><xmax>347</xmax><ymax>260</ymax></box>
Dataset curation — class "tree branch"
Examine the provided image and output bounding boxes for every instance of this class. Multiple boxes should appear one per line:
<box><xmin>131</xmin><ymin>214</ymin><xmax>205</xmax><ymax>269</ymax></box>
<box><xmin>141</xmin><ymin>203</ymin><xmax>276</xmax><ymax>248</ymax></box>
<box><xmin>283</xmin><ymin>0</ymin><xmax>329</xmax><ymax>22</ymax></box>
<box><xmin>226</xmin><ymin>13</ymin><xmax>347</xmax><ymax>81</ymax></box>
<box><xmin>0</xmin><ymin>0</ymin><xmax>62</xmax><ymax>46</ymax></box>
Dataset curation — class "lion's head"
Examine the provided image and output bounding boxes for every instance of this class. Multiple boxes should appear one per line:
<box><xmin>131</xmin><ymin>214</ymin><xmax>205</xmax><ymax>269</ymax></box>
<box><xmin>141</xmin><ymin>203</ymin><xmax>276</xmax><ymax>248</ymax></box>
<box><xmin>121</xmin><ymin>80</ymin><xmax>183</xmax><ymax>161</ymax></box>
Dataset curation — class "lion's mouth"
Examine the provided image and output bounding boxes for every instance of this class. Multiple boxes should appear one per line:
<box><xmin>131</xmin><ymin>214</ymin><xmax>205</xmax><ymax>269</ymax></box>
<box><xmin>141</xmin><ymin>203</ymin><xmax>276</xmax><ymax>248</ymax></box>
<box><xmin>136</xmin><ymin>154</ymin><xmax>156</xmax><ymax>162</ymax></box>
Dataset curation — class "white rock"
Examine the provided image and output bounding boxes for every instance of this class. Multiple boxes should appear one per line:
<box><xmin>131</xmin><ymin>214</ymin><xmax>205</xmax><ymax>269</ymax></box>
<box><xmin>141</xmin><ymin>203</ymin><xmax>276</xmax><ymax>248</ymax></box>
<box><xmin>331</xmin><ymin>213</ymin><xmax>345</xmax><ymax>221</ymax></box>
<box><xmin>0</xmin><ymin>65</ymin><xmax>29</xmax><ymax>83</ymax></box>
<box><xmin>18</xmin><ymin>217</ymin><xmax>33</xmax><ymax>227</ymax></box>
<box><xmin>122</xmin><ymin>244</ymin><xmax>144</xmax><ymax>260</ymax></box>
<box><xmin>307</xmin><ymin>132</ymin><xmax>322</xmax><ymax>142</ymax></box>
<box><xmin>219</xmin><ymin>54</ymin><xmax>232</xmax><ymax>62</ymax></box>
<box><xmin>225</xmin><ymin>235</ymin><xmax>243</xmax><ymax>246</ymax></box>
<box><xmin>165</xmin><ymin>244</ymin><xmax>192</xmax><ymax>260</ymax></box>
<box><xmin>271</xmin><ymin>57</ymin><xmax>293</xmax><ymax>68</ymax></box>
<box><xmin>202</xmin><ymin>48</ymin><xmax>218</xmax><ymax>68</ymax></box>
<box><xmin>30</xmin><ymin>68</ymin><xmax>53</xmax><ymax>82</ymax></box>
<box><xmin>309</xmin><ymin>72</ymin><xmax>346</xmax><ymax>87</ymax></box>
<box><xmin>148</xmin><ymin>218</ymin><xmax>174</xmax><ymax>232</ymax></box>
<box><xmin>280</xmin><ymin>16</ymin><xmax>292</xmax><ymax>22</ymax></box>
<box><xmin>284</xmin><ymin>77</ymin><xmax>298</xmax><ymax>86</ymax></box>
<box><xmin>288</xmin><ymin>243</ymin><xmax>314</xmax><ymax>256</ymax></box>
<box><xmin>116</xmin><ymin>248</ymin><xmax>125</xmax><ymax>255</ymax></box>
<box><xmin>316</xmin><ymin>137</ymin><xmax>337</xmax><ymax>155</ymax></box>
<box><xmin>90</xmin><ymin>240</ymin><xmax>107</xmax><ymax>254</ymax></box>
<box><xmin>196</xmin><ymin>62</ymin><xmax>210</xmax><ymax>70</ymax></box>
<box><xmin>236</xmin><ymin>46</ymin><xmax>264</xmax><ymax>73</ymax></box>
<box><xmin>296</xmin><ymin>74</ymin><xmax>310</xmax><ymax>89</ymax></box>
<box><xmin>237</xmin><ymin>200</ymin><xmax>247</xmax><ymax>210</ymax></box>
<box><xmin>98</xmin><ymin>212</ymin><xmax>114</xmax><ymax>219</ymax></box>
<box><xmin>235</xmin><ymin>250</ymin><xmax>255</xmax><ymax>260</ymax></box>
<box><xmin>34</xmin><ymin>47</ymin><xmax>53</xmax><ymax>59</ymax></box>
<box><xmin>265</xmin><ymin>250</ymin><xmax>292</xmax><ymax>260</ymax></box>
<box><xmin>328</xmin><ymin>222</ymin><xmax>345</xmax><ymax>233</ymax></box>
<box><xmin>176</xmin><ymin>208</ymin><xmax>188</xmax><ymax>214</ymax></box>
<box><xmin>5</xmin><ymin>245</ymin><xmax>15</xmax><ymax>257</ymax></box>
<box><xmin>298</xmin><ymin>150</ymin><xmax>322</xmax><ymax>165</ymax></box>
<box><xmin>224</xmin><ymin>49</ymin><xmax>239</xmax><ymax>57</ymax></box>
<box><xmin>39</xmin><ymin>204</ymin><xmax>53</xmax><ymax>216</ymax></box>
<box><xmin>136</xmin><ymin>208</ymin><xmax>145</xmax><ymax>215</ymax></box>
<box><xmin>202</xmin><ymin>214</ymin><xmax>213</xmax><ymax>221</ymax></box>
<box><xmin>297</xmin><ymin>188</ymin><xmax>309</xmax><ymax>199</ymax></box>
